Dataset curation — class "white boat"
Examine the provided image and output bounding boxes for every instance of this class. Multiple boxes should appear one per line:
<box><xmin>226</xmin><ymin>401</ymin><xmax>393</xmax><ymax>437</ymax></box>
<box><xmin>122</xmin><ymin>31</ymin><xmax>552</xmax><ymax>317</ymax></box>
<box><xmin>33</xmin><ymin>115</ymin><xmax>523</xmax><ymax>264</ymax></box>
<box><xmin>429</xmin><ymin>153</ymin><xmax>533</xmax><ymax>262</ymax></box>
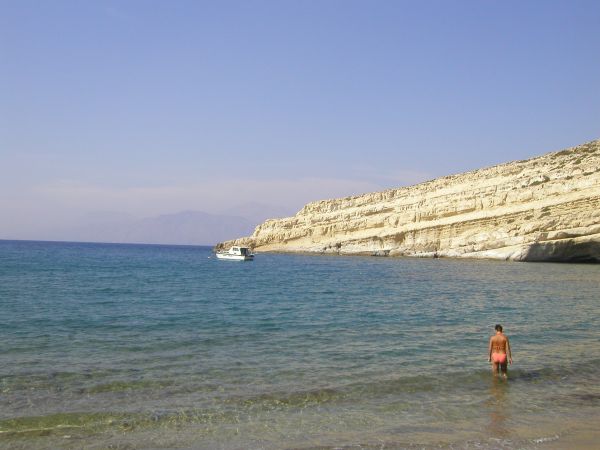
<box><xmin>215</xmin><ymin>246</ymin><xmax>254</xmax><ymax>261</ymax></box>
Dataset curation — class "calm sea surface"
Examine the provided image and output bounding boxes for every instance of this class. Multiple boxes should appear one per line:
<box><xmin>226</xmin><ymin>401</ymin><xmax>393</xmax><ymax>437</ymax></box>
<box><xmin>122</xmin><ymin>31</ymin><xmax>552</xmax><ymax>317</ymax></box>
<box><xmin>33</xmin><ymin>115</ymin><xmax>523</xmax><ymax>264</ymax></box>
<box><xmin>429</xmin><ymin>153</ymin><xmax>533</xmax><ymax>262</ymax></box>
<box><xmin>1</xmin><ymin>240</ymin><xmax>599</xmax><ymax>449</ymax></box>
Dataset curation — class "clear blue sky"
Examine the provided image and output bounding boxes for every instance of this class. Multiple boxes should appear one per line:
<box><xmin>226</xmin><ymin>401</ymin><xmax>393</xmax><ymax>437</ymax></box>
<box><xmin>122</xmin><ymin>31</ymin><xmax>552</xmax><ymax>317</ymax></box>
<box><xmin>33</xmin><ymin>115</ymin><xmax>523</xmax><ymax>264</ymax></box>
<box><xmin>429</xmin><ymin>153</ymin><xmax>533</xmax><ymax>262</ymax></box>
<box><xmin>1</xmin><ymin>0</ymin><xmax>599</xmax><ymax>238</ymax></box>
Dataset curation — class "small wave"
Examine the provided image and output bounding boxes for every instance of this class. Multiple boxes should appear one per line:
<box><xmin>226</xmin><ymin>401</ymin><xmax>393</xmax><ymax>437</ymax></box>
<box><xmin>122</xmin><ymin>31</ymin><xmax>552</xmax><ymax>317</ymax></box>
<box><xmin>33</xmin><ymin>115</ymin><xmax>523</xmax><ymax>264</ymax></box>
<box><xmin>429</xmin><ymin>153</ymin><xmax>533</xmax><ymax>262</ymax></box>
<box><xmin>532</xmin><ymin>434</ymin><xmax>559</xmax><ymax>444</ymax></box>
<box><xmin>0</xmin><ymin>423</ymin><xmax>84</xmax><ymax>437</ymax></box>
<box><xmin>84</xmin><ymin>378</ymin><xmax>174</xmax><ymax>394</ymax></box>
<box><xmin>0</xmin><ymin>412</ymin><xmax>130</xmax><ymax>438</ymax></box>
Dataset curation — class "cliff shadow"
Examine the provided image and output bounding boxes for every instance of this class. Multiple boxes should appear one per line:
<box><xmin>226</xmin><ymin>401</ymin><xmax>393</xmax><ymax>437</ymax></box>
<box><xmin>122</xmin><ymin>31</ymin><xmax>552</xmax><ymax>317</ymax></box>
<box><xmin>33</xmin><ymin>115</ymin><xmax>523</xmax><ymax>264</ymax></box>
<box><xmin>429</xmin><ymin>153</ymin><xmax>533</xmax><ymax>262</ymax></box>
<box><xmin>523</xmin><ymin>240</ymin><xmax>600</xmax><ymax>263</ymax></box>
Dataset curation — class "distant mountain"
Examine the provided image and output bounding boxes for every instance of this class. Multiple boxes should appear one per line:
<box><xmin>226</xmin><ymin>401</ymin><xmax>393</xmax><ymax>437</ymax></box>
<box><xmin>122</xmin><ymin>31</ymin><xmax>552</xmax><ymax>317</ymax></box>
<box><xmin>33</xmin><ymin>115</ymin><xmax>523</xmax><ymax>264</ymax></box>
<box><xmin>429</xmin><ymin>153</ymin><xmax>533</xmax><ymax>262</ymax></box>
<box><xmin>119</xmin><ymin>211</ymin><xmax>256</xmax><ymax>245</ymax></box>
<box><xmin>40</xmin><ymin>210</ymin><xmax>261</xmax><ymax>245</ymax></box>
<box><xmin>17</xmin><ymin>202</ymin><xmax>297</xmax><ymax>245</ymax></box>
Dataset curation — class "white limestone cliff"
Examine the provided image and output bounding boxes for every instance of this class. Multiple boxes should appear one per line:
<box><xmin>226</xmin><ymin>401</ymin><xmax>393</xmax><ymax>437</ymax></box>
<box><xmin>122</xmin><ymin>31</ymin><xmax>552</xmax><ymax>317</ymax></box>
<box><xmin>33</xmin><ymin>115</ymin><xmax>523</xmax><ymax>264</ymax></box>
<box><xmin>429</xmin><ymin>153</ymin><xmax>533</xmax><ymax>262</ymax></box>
<box><xmin>217</xmin><ymin>140</ymin><xmax>600</xmax><ymax>262</ymax></box>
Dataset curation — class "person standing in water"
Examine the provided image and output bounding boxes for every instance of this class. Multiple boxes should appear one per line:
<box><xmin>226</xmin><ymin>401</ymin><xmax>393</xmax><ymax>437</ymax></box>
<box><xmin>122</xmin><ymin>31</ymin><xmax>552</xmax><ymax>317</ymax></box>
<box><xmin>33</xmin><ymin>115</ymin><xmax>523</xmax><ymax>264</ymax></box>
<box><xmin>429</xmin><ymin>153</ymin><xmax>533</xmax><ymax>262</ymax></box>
<box><xmin>488</xmin><ymin>324</ymin><xmax>512</xmax><ymax>377</ymax></box>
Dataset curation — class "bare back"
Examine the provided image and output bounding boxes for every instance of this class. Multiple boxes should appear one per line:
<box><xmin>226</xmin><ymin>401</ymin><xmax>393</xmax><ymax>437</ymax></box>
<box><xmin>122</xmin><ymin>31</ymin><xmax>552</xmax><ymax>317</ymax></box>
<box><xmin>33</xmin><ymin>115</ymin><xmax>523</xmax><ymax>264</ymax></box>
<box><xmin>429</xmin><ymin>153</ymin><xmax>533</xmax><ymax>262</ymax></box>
<box><xmin>490</xmin><ymin>334</ymin><xmax>508</xmax><ymax>354</ymax></box>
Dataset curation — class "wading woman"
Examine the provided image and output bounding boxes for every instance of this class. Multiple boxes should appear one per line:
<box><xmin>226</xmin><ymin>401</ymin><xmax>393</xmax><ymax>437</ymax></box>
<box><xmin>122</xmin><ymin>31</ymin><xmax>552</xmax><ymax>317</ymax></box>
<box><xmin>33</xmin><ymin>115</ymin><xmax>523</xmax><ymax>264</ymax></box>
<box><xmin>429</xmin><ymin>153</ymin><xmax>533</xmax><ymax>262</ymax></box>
<box><xmin>488</xmin><ymin>324</ymin><xmax>512</xmax><ymax>377</ymax></box>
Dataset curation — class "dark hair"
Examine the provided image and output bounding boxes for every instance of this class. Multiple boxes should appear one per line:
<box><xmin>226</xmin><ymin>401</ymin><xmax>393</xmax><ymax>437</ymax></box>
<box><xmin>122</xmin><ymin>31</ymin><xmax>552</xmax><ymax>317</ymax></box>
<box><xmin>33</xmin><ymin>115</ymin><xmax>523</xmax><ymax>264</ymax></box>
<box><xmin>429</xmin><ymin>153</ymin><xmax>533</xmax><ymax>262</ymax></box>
<box><xmin>495</xmin><ymin>324</ymin><xmax>503</xmax><ymax>332</ymax></box>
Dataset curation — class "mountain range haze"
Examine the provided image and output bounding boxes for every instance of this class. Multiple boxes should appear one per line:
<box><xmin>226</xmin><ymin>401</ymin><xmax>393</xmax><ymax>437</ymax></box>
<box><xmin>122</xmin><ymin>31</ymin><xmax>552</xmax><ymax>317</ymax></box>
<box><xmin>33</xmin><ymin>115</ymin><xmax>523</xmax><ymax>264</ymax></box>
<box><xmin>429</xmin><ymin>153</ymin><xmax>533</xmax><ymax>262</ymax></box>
<box><xmin>3</xmin><ymin>203</ymin><xmax>294</xmax><ymax>245</ymax></box>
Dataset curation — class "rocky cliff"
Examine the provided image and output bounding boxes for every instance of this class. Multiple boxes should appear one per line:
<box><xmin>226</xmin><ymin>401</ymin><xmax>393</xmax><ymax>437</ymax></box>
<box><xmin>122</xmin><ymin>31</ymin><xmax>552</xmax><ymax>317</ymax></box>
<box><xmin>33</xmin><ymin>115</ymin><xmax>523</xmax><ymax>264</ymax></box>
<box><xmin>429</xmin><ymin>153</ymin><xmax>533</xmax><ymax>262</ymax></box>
<box><xmin>217</xmin><ymin>140</ymin><xmax>600</xmax><ymax>262</ymax></box>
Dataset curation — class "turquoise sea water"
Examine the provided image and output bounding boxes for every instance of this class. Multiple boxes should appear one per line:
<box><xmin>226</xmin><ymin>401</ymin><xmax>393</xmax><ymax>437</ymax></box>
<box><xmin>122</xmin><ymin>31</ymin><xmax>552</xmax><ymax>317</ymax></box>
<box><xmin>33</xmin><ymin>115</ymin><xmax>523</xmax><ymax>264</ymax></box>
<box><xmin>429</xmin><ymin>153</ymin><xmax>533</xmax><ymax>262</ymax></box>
<box><xmin>1</xmin><ymin>240</ymin><xmax>599</xmax><ymax>449</ymax></box>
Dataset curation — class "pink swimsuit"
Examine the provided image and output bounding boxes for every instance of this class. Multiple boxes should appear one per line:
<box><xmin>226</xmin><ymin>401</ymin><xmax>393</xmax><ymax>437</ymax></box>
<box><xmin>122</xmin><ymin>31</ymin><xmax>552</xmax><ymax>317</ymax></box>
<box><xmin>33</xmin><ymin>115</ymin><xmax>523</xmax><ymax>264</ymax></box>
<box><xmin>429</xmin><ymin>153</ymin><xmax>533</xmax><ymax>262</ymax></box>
<box><xmin>491</xmin><ymin>353</ymin><xmax>507</xmax><ymax>364</ymax></box>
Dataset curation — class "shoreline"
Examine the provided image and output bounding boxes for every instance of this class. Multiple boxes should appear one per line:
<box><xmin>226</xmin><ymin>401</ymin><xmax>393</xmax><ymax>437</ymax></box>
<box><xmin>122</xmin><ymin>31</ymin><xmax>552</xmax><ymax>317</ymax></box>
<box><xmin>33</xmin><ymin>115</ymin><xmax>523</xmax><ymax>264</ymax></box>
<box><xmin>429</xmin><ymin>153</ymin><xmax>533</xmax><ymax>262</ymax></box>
<box><xmin>2</xmin><ymin>409</ymin><xmax>599</xmax><ymax>449</ymax></box>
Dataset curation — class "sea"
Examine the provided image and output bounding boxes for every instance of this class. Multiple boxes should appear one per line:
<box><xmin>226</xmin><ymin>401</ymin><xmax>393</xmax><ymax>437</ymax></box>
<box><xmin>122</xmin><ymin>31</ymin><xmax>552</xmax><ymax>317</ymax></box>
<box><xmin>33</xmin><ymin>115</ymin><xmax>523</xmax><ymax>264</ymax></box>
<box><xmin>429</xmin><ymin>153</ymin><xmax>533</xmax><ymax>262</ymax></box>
<box><xmin>1</xmin><ymin>240</ymin><xmax>599</xmax><ymax>449</ymax></box>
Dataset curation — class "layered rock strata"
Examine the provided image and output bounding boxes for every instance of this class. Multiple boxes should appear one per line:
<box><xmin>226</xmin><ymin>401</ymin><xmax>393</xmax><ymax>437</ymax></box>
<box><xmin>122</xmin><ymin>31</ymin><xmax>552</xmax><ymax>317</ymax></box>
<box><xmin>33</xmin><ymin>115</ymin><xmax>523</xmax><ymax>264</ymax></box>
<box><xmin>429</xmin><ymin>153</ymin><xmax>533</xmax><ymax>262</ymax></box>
<box><xmin>217</xmin><ymin>140</ymin><xmax>600</xmax><ymax>262</ymax></box>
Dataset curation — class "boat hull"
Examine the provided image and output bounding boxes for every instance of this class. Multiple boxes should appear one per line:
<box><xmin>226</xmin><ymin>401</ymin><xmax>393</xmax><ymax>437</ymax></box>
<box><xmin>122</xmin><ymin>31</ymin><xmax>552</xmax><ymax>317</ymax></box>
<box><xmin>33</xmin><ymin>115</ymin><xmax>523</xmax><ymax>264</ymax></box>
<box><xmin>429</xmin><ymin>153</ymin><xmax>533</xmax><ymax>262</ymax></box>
<box><xmin>215</xmin><ymin>253</ymin><xmax>254</xmax><ymax>261</ymax></box>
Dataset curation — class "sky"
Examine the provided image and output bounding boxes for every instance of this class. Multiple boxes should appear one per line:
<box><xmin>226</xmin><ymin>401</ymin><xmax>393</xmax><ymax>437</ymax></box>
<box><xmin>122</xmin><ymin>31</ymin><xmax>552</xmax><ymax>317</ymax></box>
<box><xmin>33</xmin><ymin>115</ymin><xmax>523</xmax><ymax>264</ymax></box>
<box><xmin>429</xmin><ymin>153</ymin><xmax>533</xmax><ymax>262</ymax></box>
<box><xmin>1</xmin><ymin>0</ymin><xmax>599</xmax><ymax>240</ymax></box>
